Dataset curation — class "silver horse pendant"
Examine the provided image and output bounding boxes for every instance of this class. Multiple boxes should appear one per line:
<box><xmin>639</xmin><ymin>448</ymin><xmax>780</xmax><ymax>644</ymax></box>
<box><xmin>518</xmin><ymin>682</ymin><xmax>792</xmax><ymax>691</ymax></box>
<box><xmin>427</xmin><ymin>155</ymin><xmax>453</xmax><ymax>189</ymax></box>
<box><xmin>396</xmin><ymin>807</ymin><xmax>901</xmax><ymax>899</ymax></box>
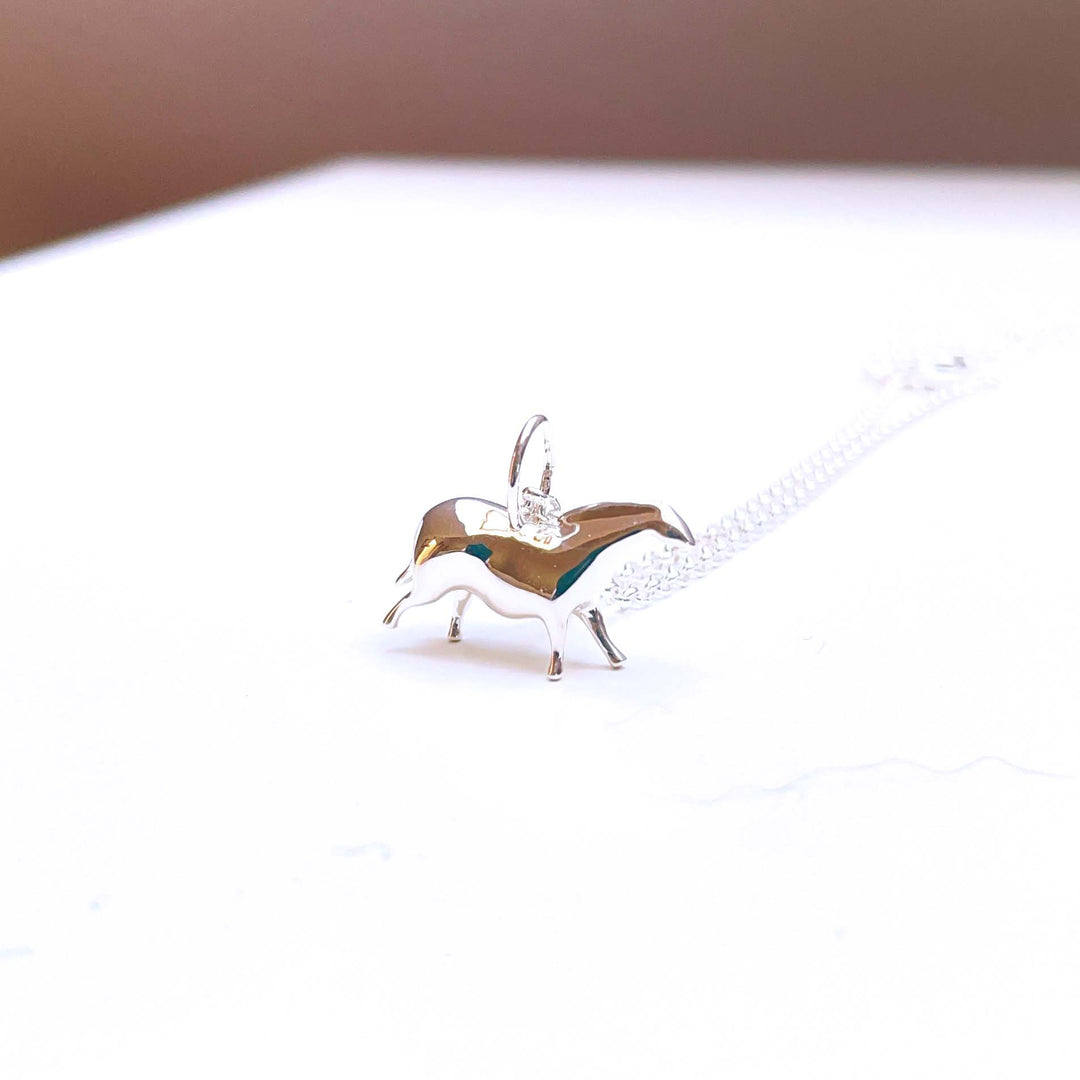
<box><xmin>383</xmin><ymin>415</ymin><xmax>694</xmax><ymax>679</ymax></box>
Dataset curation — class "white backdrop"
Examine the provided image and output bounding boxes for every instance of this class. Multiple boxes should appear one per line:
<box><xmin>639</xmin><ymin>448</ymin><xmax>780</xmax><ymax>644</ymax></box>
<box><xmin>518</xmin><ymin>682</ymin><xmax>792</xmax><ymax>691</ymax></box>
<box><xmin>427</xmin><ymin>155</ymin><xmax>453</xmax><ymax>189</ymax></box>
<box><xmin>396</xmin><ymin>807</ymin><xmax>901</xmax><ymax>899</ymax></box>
<box><xmin>1</xmin><ymin>160</ymin><xmax>1078</xmax><ymax>1077</ymax></box>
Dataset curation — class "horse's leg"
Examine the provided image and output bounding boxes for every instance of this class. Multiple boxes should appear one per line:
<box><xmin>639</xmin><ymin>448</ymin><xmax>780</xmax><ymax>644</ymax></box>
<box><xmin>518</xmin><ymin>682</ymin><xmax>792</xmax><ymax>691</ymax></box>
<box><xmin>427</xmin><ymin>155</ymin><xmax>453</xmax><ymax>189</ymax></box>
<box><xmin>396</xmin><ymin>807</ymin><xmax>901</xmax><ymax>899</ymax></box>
<box><xmin>576</xmin><ymin>607</ymin><xmax>626</xmax><ymax>668</ymax></box>
<box><xmin>544</xmin><ymin>617</ymin><xmax>567</xmax><ymax>681</ymax></box>
<box><xmin>383</xmin><ymin>570</ymin><xmax>445</xmax><ymax>628</ymax></box>
<box><xmin>382</xmin><ymin>591</ymin><xmax>413</xmax><ymax>627</ymax></box>
<box><xmin>447</xmin><ymin>592</ymin><xmax>472</xmax><ymax>642</ymax></box>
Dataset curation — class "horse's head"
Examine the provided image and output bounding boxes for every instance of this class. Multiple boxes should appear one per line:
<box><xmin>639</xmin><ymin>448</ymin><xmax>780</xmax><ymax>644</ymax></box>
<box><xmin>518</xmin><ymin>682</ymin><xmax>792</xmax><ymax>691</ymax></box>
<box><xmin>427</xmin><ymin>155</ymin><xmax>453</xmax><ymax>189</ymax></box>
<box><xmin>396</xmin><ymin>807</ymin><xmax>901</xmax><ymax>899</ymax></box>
<box><xmin>654</xmin><ymin>503</ymin><xmax>695</xmax><ymax>546</ymax></box>
<box><xmin>561</xmin><ymin>502</ymin><xmax>695</xmax><ymax>548</ymax></box>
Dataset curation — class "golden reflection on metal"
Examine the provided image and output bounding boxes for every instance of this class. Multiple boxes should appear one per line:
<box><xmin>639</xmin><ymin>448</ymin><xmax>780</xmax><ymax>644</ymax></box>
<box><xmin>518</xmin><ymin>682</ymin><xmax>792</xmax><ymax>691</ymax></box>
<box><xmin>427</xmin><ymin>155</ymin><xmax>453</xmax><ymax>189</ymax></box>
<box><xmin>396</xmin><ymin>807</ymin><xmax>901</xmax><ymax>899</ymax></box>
<box><xmin>383</xmin><ymin>415</ymin><xmax>694</xmax><ymax>680</ymax></box>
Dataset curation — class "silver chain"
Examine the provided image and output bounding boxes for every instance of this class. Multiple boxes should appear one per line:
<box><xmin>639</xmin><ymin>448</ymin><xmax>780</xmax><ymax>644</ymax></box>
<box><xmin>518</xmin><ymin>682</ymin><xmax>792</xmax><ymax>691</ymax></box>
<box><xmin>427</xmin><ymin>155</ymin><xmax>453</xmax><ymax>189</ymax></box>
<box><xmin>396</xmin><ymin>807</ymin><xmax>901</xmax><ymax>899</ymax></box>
<box><xmin>601</xmin><ymin>356</ymin><xmax>996</xmax><ymax>612</ymax></box>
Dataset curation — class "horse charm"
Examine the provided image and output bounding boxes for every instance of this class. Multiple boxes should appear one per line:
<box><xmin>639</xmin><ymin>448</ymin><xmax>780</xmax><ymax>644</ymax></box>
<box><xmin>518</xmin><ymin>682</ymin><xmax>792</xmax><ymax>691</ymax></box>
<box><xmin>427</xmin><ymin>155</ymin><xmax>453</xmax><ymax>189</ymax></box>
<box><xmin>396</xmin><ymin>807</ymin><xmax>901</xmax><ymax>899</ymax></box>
<box><xmin>383</xmin><ymin>415</ymin><xmax>694</xmax><ymax>679</ymax></box>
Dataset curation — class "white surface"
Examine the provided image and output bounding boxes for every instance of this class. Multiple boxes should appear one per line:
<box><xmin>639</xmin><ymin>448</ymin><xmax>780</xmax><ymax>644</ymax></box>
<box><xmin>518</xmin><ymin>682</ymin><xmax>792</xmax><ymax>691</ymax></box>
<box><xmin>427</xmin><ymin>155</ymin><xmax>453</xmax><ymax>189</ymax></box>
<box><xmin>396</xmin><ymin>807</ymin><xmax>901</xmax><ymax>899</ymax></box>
<box><xmin>1</xmin><ymin>159</ymin><xmax>1078</xmax><ymax>1078</ymax></box>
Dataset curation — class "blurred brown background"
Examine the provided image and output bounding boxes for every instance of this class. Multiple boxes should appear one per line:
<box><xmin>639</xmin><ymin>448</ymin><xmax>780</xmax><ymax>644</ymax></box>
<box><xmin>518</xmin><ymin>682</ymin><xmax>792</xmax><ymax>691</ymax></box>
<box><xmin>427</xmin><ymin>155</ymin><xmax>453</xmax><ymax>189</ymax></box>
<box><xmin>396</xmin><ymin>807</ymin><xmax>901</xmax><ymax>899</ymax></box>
<box><xmin>2</xmin><ymin>0</ymin><xmax>1078</xmax><ymax>258</ymax></box>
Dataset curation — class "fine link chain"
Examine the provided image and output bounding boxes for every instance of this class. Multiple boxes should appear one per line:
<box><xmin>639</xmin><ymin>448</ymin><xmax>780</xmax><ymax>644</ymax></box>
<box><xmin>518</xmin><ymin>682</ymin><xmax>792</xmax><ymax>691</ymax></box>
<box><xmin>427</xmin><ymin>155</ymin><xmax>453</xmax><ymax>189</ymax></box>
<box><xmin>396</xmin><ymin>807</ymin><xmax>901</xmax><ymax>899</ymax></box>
<box><xmin>600</xmin><ymin>357</ymin><xmax>995</xmax><ymax>612</ymax></box>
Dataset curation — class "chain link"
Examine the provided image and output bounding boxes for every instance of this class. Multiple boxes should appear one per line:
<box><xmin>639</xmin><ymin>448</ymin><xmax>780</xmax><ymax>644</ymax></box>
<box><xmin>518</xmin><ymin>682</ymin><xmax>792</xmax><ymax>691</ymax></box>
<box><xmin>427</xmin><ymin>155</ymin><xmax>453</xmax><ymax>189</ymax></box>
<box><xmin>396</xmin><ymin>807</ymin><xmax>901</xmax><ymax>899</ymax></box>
<box><xmin>600</xmin><ymin>357</ymin><xmax>995</xmax><ymax>612</ymax></box>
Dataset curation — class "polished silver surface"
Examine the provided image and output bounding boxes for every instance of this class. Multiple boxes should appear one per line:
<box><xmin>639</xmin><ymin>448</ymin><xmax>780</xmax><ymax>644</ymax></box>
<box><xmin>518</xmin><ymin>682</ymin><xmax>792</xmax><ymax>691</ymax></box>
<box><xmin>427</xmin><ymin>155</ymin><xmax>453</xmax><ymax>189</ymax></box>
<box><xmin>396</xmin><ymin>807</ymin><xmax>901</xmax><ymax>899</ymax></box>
<box><xmin>384</xmin><ymin>415</ymin><xmax>693</xmax><ymax>679</ymax></box>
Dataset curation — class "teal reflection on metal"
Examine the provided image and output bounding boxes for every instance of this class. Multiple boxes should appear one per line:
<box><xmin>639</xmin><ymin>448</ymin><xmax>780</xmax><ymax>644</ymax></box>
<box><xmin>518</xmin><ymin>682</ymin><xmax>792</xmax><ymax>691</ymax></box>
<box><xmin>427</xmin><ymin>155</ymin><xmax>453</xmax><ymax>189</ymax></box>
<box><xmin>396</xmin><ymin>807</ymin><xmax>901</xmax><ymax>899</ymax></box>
<box><xmin>464</xmin><ymin>542</ymin><xmax>493</xmax><ymax>562</ymax></box>
<box><xmin>554</xmin><ymin>536</ymin><xmax>628</xmax><ymax>599</ymax></box>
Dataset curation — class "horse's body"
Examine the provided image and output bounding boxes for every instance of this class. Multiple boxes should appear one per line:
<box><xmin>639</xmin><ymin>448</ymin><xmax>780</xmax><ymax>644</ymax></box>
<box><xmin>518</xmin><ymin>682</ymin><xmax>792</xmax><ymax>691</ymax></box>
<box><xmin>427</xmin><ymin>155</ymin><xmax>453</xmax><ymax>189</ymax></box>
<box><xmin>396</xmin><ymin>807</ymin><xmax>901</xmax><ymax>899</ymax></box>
<box><xmin>384</xmin><ymin>497</ymin><xmax>693</xmax><ymax>678</ymax></box>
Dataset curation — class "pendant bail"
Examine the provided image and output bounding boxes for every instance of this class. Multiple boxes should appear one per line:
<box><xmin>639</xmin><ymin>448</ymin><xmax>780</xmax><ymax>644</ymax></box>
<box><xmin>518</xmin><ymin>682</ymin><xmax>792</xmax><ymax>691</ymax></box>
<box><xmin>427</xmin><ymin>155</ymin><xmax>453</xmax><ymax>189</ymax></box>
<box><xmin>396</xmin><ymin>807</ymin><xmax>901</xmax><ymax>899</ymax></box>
<box><xmin>507</xmin><ymin>414</ymin><xmax>558</xmax><ymax>531</ymax></box>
